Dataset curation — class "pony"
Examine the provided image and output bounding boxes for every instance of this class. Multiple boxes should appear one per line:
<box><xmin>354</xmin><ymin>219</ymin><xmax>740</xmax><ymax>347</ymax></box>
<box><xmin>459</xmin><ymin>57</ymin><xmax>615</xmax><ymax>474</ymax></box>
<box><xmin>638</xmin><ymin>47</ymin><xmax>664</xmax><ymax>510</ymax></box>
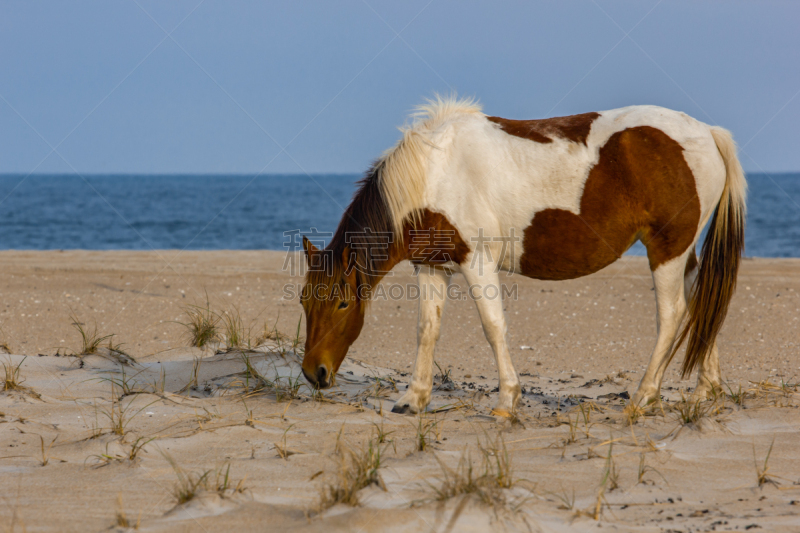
<box><xmin>299</xmin><ymin>96</ymin><xmax>746</xmax><ymax>416</ymax></box>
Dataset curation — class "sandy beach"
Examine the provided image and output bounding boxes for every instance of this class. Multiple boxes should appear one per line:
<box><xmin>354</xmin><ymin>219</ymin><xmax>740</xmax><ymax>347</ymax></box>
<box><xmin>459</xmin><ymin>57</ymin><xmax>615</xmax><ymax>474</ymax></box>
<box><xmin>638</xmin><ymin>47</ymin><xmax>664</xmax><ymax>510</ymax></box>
<box><xmin>1</xmin><ymin>250</ymin><xmax>799</xmax><ymax>532</ymax></box>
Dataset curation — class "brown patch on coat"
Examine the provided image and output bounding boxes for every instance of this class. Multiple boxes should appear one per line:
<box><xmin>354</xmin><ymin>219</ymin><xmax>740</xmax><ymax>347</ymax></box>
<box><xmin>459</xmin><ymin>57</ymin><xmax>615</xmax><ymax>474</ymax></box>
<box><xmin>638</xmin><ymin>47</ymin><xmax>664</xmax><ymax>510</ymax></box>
<box><xmin>488</xmin><ymin>112</ymin><xmax>600</xmax><ymax>146</ymax></box>
<box><xmin>402</xmin><ymin>209</ymin><xmax>470</xmax><ymax>266</ymax></box>
<box><xmin>519</xmin><ymin>126</ymin><xmax>700</xmax><ymax>280</ymax></box>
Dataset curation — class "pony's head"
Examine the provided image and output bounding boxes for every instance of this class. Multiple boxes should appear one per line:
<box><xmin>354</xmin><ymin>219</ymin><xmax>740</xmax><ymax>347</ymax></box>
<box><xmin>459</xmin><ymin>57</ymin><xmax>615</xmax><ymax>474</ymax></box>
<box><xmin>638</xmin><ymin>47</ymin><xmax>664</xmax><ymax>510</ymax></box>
<box><xmin>300</xmin><ymin>236</ymin><xmax>367</xmax><ymax>388</ymax></box>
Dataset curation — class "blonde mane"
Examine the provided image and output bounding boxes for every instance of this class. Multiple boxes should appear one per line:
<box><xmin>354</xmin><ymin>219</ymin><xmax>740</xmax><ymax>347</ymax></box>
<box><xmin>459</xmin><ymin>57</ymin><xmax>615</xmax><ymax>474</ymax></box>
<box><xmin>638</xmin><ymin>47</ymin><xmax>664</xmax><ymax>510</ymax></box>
<box><xmin>378</xmin><ymin>95</ymin><xmax>482</xmax><ymax>234</ymax></box>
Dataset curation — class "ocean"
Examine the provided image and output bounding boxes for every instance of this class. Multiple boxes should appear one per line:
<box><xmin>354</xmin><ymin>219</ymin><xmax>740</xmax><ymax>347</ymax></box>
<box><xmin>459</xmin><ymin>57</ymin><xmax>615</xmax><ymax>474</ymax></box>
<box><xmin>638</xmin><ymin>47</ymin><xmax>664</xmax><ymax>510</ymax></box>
<box><xmin>0</xmin><ymin>174</ymin><xmax>798</xmax><ymax>257</ymax></box>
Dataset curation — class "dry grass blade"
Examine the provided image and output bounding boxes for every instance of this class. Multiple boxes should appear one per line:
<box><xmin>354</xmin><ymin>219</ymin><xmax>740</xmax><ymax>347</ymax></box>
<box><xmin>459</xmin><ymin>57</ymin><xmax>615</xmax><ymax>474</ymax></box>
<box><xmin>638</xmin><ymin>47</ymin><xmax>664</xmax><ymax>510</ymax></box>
<box><xmin>114</xmin><ymin>493</ymin><xmax>139</xmax><ymax>529</ymax></box>
<box><xmin>748</xmin><ymin>379</ymin><xmax>798</xmax><ymax>403</ymax></box>
<box><xmin>240</xmin><ymin>353</ymin><xmax>271</xmax><ymax>392</ymax></box>
<box><xmin>315</xmin><ymin>436</ymin><xmax>386</xmax><ymax>512</ymax></box>
<box><xmin>39</xmin><ymin>435</ymin><xmax>58</xmax><ymax>466</ymax></box>
<box><xmin>0</xmin><ymin>332</ymin><xmax>10</xmax><ymax>354</ymax></box>
<box><xmin>600</xmin><ymin>441</ymin><xmax>619</xmax><ymax>492</ymax></box>
<box><xmin>569</xmin><ymin>440</ymin><xmax>621</xmax><ymax>521</ymax></box>
<box><xmin>552</xmin><ymin>488</ymin><xmax>575</xmax><ymax>511</ymax></box>
<box><xmin>562</xmin><ymin>414</ymin><xmax>579</xmax><ymax>445</ymax></box>
<box><xmin>275</xmin><ymin>423</ymin><xmax>297</xmax><ymax>459</ymax></box>
<box><xmin>754</xmin><ymin>438</ymin><xmax>778</xmax><ymax>487</ymax></box>
<box><xmin>178</xmin><ymin>357</ymin><xmax>202</xmax><ymax>394</ymax></box>
<box><xmin>637</xmin><ymin>452</ymin><xmax>667</xmax><ymax>485</ymax></box>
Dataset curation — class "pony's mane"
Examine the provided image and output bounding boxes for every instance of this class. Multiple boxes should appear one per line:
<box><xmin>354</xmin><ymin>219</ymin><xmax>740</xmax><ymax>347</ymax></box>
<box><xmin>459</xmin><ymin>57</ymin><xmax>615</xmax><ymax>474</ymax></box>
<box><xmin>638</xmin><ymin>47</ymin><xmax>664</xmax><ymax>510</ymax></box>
<box><xmin>306</xmin><ymin>96</ymin><xmax>482</xmax><ymax>301</ymax></box>
<box><xmin>381</xmin><ymin>95</ymin><xmax>482</xmax><ymax>234</ymax></box>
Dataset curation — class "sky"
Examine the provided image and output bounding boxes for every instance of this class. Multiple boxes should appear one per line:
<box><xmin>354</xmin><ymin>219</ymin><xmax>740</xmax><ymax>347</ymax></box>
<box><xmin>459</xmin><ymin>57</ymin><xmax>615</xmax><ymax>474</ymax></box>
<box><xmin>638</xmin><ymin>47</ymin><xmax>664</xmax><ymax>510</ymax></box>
<box><xmin>1</xmin><ymin>0</ymin><xmax>799</xmax><ymax>175</ymax></box>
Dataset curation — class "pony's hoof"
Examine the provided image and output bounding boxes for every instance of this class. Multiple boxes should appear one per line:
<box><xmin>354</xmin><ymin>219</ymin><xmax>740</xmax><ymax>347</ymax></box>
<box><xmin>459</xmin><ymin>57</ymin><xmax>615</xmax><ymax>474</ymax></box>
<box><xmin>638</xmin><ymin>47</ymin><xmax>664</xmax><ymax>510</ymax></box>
<box><xmin>689</xmin><ymin>390</ymin><xmax>715</xmax><ymax>403</ymax></box>
<box><xmin>391</xmin><ymin>403</ymin><xmax>413</xmax><ymax>414</ymax></box>
<box><xmin>630</xmin><ymin>389</ymin><xmax>658</xmax><ymax>408</ymax></box>
<box><xmin>392</xmin><ymin>390</ymin><xmax>428</xmax><ymax>414</ymax></box>
<box><xmin>690</xmin><ymin>383</ymin><xmax>722</xmax><ymax>403</ymax></box>
<box><xmin>490</xmin><ymin>408</ymin><xmax>512</xmax><ymax>418</ymax></box>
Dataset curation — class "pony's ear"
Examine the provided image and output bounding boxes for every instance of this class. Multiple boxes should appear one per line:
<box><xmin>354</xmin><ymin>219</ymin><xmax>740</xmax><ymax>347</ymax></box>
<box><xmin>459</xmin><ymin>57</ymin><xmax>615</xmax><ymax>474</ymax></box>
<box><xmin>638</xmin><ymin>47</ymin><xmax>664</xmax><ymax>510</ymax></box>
<box><xmin>302</xmin><ymin>236</ymin><xmax>319</xmax><ymax>265</ymax></box>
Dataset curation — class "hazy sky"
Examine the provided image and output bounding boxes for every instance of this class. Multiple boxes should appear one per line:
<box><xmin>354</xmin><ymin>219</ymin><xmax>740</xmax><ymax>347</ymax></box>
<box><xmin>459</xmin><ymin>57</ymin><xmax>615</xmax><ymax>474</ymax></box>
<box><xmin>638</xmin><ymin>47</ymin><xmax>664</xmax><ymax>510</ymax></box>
<box><xmin>1</xmin><ymin>0</ymin><xmax>799</xmax><ymax>175</ymax></box>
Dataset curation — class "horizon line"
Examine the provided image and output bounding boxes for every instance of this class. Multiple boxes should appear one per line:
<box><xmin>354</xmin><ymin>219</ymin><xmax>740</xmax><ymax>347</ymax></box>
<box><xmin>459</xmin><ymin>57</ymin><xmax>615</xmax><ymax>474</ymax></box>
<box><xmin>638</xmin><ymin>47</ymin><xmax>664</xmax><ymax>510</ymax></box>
<box><xmin>1</xmin><ymin>171</ymin><xmax>799</xmax><ymax>177</ymax></box>
<box><xmin>0</xmin><ymin>172</ymin><xmax>364</xmax><ymax>177</ymax></box>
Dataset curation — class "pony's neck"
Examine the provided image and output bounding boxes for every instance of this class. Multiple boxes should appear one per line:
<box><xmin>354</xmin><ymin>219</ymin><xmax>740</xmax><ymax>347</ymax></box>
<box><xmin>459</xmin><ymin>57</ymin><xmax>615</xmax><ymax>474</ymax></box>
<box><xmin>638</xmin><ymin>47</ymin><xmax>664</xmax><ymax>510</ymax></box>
<box><xmin>326</xmin><ymin>164</ymin><xmax>410</xmax><ymax>296</ymax></box>
<box><xmin>330</xmin><ymin>225</ymin><xmax>407</xmax><ymax>296</ymax></box>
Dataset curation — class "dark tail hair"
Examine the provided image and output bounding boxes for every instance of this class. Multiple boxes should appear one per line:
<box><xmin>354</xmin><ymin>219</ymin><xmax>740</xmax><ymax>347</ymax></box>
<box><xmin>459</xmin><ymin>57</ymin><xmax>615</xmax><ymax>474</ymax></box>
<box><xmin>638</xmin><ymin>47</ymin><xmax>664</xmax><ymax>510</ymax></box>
<box><xmin>673</xmin><ymin>127</ymin><xmax>747</xmax><ymax>378</ymax></box>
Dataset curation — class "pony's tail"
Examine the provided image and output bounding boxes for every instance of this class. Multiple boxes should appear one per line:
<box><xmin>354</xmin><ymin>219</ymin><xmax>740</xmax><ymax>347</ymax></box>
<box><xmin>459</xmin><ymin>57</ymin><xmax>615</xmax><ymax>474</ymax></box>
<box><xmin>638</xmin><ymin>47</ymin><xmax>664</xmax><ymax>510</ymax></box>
<box><xmin>673</xmin><ymin>126</ymin><xmax>747</xmax><ymax>378</ymax></box>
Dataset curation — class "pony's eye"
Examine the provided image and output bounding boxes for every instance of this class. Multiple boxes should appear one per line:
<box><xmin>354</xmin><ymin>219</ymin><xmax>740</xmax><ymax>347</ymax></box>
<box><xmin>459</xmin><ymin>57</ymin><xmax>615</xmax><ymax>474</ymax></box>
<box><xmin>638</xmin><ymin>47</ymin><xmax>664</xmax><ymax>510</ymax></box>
<box><xmin>338</xmin><ymin>301</ymin><xmax>349</xmax><ymax>310</ymax></box>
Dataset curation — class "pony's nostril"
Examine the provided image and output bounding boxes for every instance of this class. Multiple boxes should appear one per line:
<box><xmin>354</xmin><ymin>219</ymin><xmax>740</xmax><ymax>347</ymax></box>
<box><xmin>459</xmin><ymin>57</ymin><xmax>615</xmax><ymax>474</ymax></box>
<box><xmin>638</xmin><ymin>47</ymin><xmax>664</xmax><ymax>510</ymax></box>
<box><xmin>317</xmin><ymin>365</ymin><xmax>328</xmax><ymax>384</ymax></box>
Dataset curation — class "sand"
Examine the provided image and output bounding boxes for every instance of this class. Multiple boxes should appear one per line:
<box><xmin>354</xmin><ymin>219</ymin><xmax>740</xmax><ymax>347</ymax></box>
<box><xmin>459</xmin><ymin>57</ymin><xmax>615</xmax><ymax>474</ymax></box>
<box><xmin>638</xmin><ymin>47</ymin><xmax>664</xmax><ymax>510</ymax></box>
<box><xmin>1</xmin><ymin>250</ymin><xmax>799</xmax><ymax>532</ymax></box>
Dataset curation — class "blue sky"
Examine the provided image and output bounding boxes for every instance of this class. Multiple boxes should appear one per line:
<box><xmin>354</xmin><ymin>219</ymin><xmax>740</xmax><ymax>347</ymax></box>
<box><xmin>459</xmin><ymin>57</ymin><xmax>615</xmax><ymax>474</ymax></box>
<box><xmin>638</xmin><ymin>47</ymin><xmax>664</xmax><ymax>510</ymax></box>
<box><xmin>1</xmin><ymin>0</ymin><xmax>799</xmax><ymax>175</ymax></box>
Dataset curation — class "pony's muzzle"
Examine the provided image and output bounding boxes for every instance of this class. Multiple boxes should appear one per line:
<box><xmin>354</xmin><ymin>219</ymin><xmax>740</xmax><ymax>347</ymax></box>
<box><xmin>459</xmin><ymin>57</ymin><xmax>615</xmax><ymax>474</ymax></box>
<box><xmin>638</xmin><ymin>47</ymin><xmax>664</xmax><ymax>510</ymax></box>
<box><xmin>303</xmin><ymin>364</ymin><xmax>331</xmax><ymax>389</ymax></box>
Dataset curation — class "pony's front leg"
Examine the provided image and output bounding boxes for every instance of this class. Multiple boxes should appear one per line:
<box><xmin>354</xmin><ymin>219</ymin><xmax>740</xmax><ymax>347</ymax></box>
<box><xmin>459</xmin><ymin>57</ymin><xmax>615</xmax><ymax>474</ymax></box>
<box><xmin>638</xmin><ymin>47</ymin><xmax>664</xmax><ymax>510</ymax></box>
<box><xmin>461</xmin><ymin>261</ymin><xmax>521</xmax><ymax>416</ymax></box>
<box><xmin>391</xmin><ymin>267</ymin><xmax>450</xmax><ymax>414</ymax></box>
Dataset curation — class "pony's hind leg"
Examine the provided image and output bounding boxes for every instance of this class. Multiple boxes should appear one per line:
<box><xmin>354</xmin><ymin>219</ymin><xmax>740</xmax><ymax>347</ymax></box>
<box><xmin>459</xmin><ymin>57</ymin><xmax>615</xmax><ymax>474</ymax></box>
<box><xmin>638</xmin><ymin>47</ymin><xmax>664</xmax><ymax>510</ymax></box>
<box><xmin>391</xmin><ymin>266</ymin><xmax>450</xmax><ymax>414</ymax></box>
<box><xmin>631</xmin><ymin>252</ymin><xmax>690</xmax><ymax>407</ymax></box>
<box><xmin>684</xmin><ymin>250</ymin><xmax>723</xmax><ymax>401</ymax></box>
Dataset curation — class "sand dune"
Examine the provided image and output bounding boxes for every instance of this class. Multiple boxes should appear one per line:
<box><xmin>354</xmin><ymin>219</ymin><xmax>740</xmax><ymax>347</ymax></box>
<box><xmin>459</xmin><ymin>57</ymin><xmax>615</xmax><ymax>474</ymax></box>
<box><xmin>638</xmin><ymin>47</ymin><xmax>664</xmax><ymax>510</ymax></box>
<box><xmin>1</xmin><ymin>251</ymin><xmax>799</xmax><ymax>532</ymax></box>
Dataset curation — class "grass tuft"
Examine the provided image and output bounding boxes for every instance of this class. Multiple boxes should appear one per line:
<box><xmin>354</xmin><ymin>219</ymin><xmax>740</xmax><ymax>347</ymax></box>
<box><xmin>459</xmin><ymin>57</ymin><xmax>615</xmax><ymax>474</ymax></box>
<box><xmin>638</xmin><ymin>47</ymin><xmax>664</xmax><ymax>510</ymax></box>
<box><xmin>177</xmin><ymin>298</ymin><xmax>220</xmax><ymax>348</ymax></box>
<box><xmin>315</xmin><ymin>435</ymin><xmax>386</xmax><ymax>511</ymax></box>
<box><xmin>164</xmin><ymin>454</ymin><xmax>247</xmax><ymax>505</ymax></box>
<box><xmin>220</xmin><ymin>306</ymin><xmax>249</xmax><ymax>351</ymax></box>
<box><xmin>2</xmin><ymin>356</ymin><xmax>26</xmax><ymax>392</ymax></box>
<box><xmin>97</xmin><ymin>385</ymin><xmax>155</xmax><ymax>436</ymax></box>
<box><xmin>412</xmin><ymin>415</ymin><xmax>441</xmax><ymax>452</ymax></box>
<box><xmin>90</xmin><ymin>436</ymin><xmax>154</xmax><ymax>468</ymax></box>
<box><xmin>671</xmin><ymin>393</ymin><xmax>711</xmax><ymax>427</ymax></box>
<box><xmin>70</xmin><ymin>311</ymin><xmax>113</xmax><ymax>355</ymax></box>
<box><xmin>372</xmin><ymin>419</ymin><xmax>396</xmax><ymax>453</ymax></box>
<box><xmin>433</xmin><ymin>361</ymin><xmax>456</xmax><ymax>391</ymax></box>
<box><xmin>425</xmin><ymin>433</ymin><xmax>531</xmax><ymax>521</ymax></box>
<box><xmin>256</xmin><ymin>314</ymin><xmax>305</xmax><ymax>357</ymax></box>
<box><xmin>623</xmin><ymin>402</ymin><xmax>646</xmax><ymax>426</ymax></box>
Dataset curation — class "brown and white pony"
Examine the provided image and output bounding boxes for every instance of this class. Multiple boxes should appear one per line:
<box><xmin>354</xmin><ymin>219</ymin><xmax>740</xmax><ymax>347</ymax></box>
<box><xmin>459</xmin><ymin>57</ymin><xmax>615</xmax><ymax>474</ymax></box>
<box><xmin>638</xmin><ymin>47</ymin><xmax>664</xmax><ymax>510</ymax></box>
<box><xmin>300</xmin><ymin>97</ymin><xmax>746</xmax><ymax>416</ymax></box>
